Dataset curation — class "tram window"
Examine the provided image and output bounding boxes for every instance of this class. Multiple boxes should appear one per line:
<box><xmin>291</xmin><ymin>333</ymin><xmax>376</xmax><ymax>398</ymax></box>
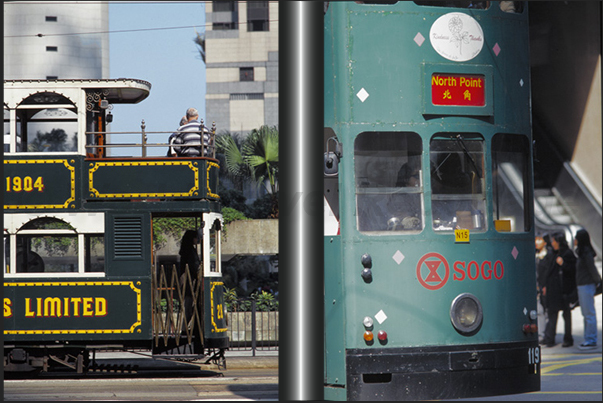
<box><xmin>16</xmin><ymin>234</ymin><xmax>78</xmax><ymax>273</ymax></box>
<box><xmin>4</xmin><ymin>107</ymin><xmax>9</xmax><ymax>153</ymax></box>
<box><xmin>4</xmin><ymin>235</ymin><xmax>9</xmax><ymax>274</ymax></box>
<box><xmin>85</xmin><ymin>235</ymin><xmax>105</xmax><ymax>272</ymax></box>
<box><xmin>19</xmin><ymin>108</ymin><xmax>78</xmax><ymax>152</ymax></box>
<box><xmin>492</xmin><ymin>133</ymin><xmax>530</xmax><ymax>232</ymax></box>
<box><xmin>15</xmin><ymin>92</ymin><xmax>78</xmax><ymax>153</ymax></box>
<box><xmin>355</xmin><ymin>132</ymin><xmax>424</xmax><ymax>233</ymax></box>
<box><xmin>431</xmin><ymin>135</ymin><xmax>486</xmax><ymax>232</ymax></box>
<box><xmin>12</xmin><ymin>218</ymin><xmax>105</xmax><ymax>275</ymax></box>
<box><xmin>210</xmin><ymin>220</ymin><xmax>221</xmax><ymax>273</ymax></box>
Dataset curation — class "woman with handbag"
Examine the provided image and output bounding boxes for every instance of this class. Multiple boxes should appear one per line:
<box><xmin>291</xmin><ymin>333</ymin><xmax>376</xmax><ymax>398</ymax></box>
<box><xmin>574</xmin><ymin>229</ymin><xmax>601</xmax><ymax>350</ymax></box>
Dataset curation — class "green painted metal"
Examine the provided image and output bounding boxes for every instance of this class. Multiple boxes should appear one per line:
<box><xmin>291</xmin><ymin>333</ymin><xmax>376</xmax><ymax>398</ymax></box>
<box><xmin>203</xmin><ymin>278</ymin><xmax>228</xmax><ymax>341</ymax></box>
<box><xmin>4</xmin><ymin>279</ymin><xmax>150</xmax><ymax>342</ymax></box>
<box><xmin>325</xmin><ymin>2</ymin><xmax>536</xmax><ymax>398</ymax></box>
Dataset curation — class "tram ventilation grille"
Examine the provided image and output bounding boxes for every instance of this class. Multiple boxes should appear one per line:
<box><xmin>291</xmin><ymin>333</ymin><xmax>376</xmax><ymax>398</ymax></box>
<box><xmin>113</xmin><ymin>216</ymin><xmax>143</xmax><ymax>258</ymax></box>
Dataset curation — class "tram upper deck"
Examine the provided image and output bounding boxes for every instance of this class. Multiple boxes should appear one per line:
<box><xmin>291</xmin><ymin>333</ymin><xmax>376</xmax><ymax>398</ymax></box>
<box><xmin>4</xmin><ymin>79</ymin><xmax>220</xmax><ymax>211</ymax></box>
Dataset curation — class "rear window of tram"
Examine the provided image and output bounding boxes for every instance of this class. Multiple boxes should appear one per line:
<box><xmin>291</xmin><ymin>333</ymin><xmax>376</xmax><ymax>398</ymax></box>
<box><xmin>354</xmin><ymin>132</ymin><xmax>424</xmax><ymax>233</ymax></box>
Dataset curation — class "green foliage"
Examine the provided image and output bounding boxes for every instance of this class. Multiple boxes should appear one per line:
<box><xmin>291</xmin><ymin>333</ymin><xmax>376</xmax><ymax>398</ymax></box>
<box><xmin>218</xmin><ymin>186</ymin><xmax>249</xmax><ymax>214</ymax></box>
<box><xmin>224</xmin><ymin>287</ymin><xmax>278</xmax><ymax>312</ymax></box>
<box><xmin>159</xmin><ymin>298</ymin><xmax>181</xmax><ymax>313</ymax></box>
<box><xmin>252</xmin><ymin>290</ymin><xmax>278</xmax><ymax>312</ymax></box>
<box><xmin>248</xmin><ymin>192</ymin><xmax>279</xmax><ymax>219</ymax></box>
<box><xmin>152</xmin><ymin>217</ymin><xmax>198</xmax><ymax>249</ymax></box>
<box><xmin>243</xmin><ymin>125</ymin><xmax>279</xmax><ymax>195</ymax></box>
<box><xmin>215</xmin><ymin>126</ymin><xmax>279</xmax><ymax>217</ymax></box>
<box><xmin>222</xmin><ymin>207</ymin><xmax>249</xmax><ymax>225</ymax></box>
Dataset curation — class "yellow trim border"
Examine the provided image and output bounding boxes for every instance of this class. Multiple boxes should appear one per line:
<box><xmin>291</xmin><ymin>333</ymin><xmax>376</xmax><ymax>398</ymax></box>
<box><xmin>4</xmin><ymin>159</ymin><xmax>76</xmax><ymax>210</ymax></box>
<box><xmin>88</xmin><ymin>160</ymin><xmax>199</xmax><ymax>198</ymax></box>
<box><xmin>210</xmin><ymin>281</ymin><xmax>227</xmax><ymax>333</ymax></box>
<box><xmin>207</xmin><ymin>161</ymin><xmax>220</xmax><ymax>199</ymax></box>
<box><xmin>4</xmin><ymin>281</ymin><xmax>142</xmax><ymax>335</ymax></box>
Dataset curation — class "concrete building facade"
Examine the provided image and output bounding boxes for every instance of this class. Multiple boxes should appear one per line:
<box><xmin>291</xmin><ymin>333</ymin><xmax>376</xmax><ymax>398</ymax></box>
<box><xmin>4</xmin><ymin>1</ymin><xmax>109</xmax><ymax>80</ymax></box>
<box><xmin>204</xmin><ymin>1</ymin><xmax>278</xmax><ymax>136</ymax></box>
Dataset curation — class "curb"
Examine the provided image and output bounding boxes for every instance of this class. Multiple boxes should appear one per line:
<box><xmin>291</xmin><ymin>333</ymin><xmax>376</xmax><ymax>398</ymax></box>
<box><xmin>207</xmin><ymin>356</ymin><xmax>278</xmax><ymax>370</ymax></box>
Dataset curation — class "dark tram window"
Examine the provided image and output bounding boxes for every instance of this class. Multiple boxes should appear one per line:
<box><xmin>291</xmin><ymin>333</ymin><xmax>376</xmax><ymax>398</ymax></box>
<box><xmin>355</xmin><ymin>132</ymin><xmax>424</xmax><ymax>233</ymax></box>
<box><xmin>240</xmin><ymin>67</ymin><xmax>254</xmax><ymax>81</ymax></box>
<box><xmin>430</xmin><ymin>134</ymin><xmax>486</xmax><ymax>232</ymax></box>
<box><xmin>85</xmin><ymin>235</ymin><xmax>105</xmax><ymax>272</ymax></box>
<box><xmin>414</xmin><ymin>1</ymin><xmax>490</xmax><ymax>9</ymax></box>
<box><xmin>4</xmin><ymin>106</ymin><xmax>10</xmax><ymax>153</ymax></box>
<box><xmin>492</xmin><ymin>133</ymin><xmax>530</xmax><ymax>232</ymax></box>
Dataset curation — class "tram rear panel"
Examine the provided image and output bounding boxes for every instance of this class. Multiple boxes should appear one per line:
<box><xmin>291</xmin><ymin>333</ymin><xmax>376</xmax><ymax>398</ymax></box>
<box><xmin>324</xmin><ymin>2</ymin><xmax>539</xmax><ymax>400</ymax></box>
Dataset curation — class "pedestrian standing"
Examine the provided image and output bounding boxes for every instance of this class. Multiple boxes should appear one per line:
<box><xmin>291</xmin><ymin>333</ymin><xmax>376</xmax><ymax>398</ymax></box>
<box><xmin>535</xmin><ymin>233</ymin><xmax>552</xmax><ymax>341</ymax></box>
<box><xmin>574</xmin><ymin>229</ymin><xmax>601</xmax><ymax>350</ymax></box>
<box><xmin>541</xmin><ymin>233</ymin><xmax>576</xmax><ymax>347</ymax></box>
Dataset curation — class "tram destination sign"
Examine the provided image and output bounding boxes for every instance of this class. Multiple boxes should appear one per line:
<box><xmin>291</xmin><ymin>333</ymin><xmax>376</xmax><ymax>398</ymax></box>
<box><xmin>431</xmin><ymin>73</ymin><xmax>485</xmax><ymax>107</ymax></box>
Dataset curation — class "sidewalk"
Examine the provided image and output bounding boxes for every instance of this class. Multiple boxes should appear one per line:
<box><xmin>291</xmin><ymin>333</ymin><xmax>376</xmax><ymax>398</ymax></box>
<box><xmin>539</xmin><ymin>291</ymin><xmax>602</xmax><ymax>357</ymax></box>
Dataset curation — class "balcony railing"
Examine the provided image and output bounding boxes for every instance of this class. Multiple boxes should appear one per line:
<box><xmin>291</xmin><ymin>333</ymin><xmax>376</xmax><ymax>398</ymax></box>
<box><xmin>85</xmin><ymin>120</ymin><xmax>216</xmax><ymax>158</ymax></box>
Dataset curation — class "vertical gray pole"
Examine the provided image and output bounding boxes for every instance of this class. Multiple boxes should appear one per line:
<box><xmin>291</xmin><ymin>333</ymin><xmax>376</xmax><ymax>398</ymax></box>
<box><xmin>279</xmin><ymin>1</ymin><xmax>324</xmax><ymax>400</ymax></box>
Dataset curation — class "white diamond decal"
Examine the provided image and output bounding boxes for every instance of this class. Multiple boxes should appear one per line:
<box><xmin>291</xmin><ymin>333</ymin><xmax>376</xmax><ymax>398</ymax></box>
<box><xmin>512</xmin><ymin>246</ymin><xmax>519</xmax><ymax>260</ymax></box>
<box><xmin>519</xmin><ymin>78</ymin><xmax>524</xmax><ymax>87</ymax></box>
<box><xmin>493</xmin><ymin>43</ymin><xmax>501</xmax><ymax>56</ymax></box>
<box><xmin>375</xmin><ymin>310</ymin><xmax>387</xmax><ymax>324</ymax></box>
<box><xmin>393</xmin><ymin>250</ymin><xmax>405</xmax><ymax>265</ymax></box>
<box><xmin>414</xmin><ymin>32</ymin><xmax>425</xmax><ymax>47</ymax></box>
<box><xmin>523</xmin><ymin>307</ymin><xmax>527</xmax><ymax>316</ymax></box>
<box><xmin>356</xmin><ymin>88</ymin><xmax>369</xmax><ymax>102</ymax></box>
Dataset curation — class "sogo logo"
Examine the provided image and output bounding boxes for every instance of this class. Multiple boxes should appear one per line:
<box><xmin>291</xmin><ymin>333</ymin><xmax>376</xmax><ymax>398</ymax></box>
<box><xmin>416</xmin><ymin>252</ymin><xmax>504</xmax><ymax>290</ymax></box>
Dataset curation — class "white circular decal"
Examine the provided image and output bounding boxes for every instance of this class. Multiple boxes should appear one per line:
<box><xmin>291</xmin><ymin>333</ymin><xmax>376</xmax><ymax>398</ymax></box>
<box><xmin>429</xmin><ymin>12</ymin><xmax>484</xmax><ymax>62</ymax></box>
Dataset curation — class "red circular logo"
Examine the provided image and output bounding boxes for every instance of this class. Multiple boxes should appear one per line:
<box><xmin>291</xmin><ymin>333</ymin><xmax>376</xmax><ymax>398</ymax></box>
<box><xmin>416</xmin><ymin>252</ymin><xmax>450</xmax><ymax>290</ymax></box>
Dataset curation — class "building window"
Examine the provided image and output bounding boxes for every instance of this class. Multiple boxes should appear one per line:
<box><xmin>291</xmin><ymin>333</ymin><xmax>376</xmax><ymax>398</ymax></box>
<box><xmin>46</xmin><ymin>76</ymin><xmax>58</xmax><ymax>80</ymax></box>
<box><xmin>46</xmin><ymin>46</ymin><xmax>58</xmax><ymax>52</ymax></box>
<box><xmin>240</xmin><ymin>67</ymin><xmax>254</xmax><ymax>82</ymax></box>
<box><xmin>247</xmin><ymin>1</ymin><xmax>269</xmax><ymax>32</ymax></box>
<box><xmin>45</xmin><ymin>16</ymin><xmax>58</xmax><ymax>22</ymax></box>
<box><xmin>213</xmin><ymin>1</ymin><xmax>235</xmax><ymax>12</ymax></box>
<box><xmin>230</xmin><ymin>93</ymin><xmax>264</xmax><ymax>101</ymax></box>
<box><xmin>212</xmin><ymin>1</ymin><xmax>238</xmax><ymax>30</ymax></box>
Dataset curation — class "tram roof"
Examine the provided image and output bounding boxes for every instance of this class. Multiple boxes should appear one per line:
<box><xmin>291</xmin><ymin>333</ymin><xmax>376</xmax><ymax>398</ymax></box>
<box><xmin>3</xmin><ymin>78</ymin><xmax>151</xmax><ymax>104</ymax></box>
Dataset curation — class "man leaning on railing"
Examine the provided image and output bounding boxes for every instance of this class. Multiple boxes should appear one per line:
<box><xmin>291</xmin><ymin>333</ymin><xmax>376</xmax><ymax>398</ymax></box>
<box><xmin>169</xmin><ymin>107</ymin><xmax>210</xmax><ymax>157</ymax></box>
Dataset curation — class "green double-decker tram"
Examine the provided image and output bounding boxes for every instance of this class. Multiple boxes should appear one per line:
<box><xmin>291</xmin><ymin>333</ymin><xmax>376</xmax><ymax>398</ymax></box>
<box><xmin>4</xmin><ymin>79</ymin><xmax>228</xmax><ymax>373</ymax></box>
<box><xmin>324</xmin><ymin>2</ymin><xmax>539</xmax><ymax>400</ymax></box>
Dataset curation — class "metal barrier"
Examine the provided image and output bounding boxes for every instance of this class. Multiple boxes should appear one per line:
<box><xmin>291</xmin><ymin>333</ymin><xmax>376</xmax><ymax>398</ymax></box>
<box><xmin>151</xmin><ymin>264</ymin><xmax>203</xmax><ymax>349</ymax></box>
<box><xmin>85</xmin><ymin>119</ymin><xmax>216</xmax><ymax>158</ymax></box>
<box><xmin>227</xmin><ymin>299</ymin><xmax>279</xmax><ymax>355</ymax></box>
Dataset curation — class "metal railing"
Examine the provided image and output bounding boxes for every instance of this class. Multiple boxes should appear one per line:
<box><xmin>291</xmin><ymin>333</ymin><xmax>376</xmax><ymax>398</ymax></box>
<box><xmin>85</xmin><ymin>119</ymin><xmax>216</xmax><ymax>158</ymax></box>
<box><xmin>227</xmin><ymin>299</ymin><xmax>279</xmax><ymax>355</ymax></box>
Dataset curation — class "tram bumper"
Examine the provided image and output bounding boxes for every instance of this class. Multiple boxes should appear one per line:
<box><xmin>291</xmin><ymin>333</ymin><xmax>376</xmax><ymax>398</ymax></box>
<box><xmin>344</xmin><ymin>341</ymin><xmax>540</xmax><ymax>401</ymax></box>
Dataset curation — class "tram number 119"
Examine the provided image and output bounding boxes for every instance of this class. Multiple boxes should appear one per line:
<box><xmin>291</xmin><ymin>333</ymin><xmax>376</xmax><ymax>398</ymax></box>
<box><xmin>528</xmin><ymin>346</ymin><xmax>540</xmax><ymax>365</ymax></box>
